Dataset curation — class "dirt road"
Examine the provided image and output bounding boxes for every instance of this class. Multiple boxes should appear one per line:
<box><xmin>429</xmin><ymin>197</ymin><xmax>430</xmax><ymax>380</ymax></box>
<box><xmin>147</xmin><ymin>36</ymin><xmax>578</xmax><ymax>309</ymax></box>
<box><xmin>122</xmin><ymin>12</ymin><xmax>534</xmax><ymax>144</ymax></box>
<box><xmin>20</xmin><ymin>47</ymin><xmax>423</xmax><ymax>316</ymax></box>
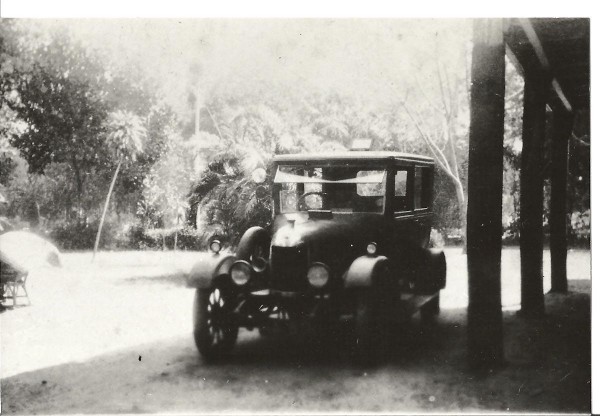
<box><xmin>0</xmin><ymin>249</ymin><xmax>591</xmax><ymax>413</ymax></box>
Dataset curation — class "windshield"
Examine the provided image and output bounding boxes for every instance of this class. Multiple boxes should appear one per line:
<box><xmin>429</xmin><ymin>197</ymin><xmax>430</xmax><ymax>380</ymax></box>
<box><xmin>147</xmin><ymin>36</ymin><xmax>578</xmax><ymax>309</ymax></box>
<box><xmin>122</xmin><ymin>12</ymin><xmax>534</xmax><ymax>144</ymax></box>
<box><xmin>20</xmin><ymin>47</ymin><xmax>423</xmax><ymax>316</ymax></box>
<box><xmin>274</xmin><ymin>165</ymin><xmax>386</xmax><ymax>214</ymax></box>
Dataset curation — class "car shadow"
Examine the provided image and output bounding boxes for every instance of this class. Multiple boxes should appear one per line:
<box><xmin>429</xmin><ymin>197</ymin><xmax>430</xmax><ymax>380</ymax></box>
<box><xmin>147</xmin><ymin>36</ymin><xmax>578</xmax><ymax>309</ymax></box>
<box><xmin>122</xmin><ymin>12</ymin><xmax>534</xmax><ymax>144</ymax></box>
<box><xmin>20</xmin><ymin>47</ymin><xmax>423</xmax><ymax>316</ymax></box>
<box><xmin>2</xmin><ymin>281</ymin><xmax>590</xmax><ymax>414</ymax></box>
<box><xmin>188</xmin><ymin>279</ymin><xmax>590</xmax><ymax>373</ymax></box>
<box><xmin>184</xmin><ymin>308</ymin><xmax>468</xmax><ymax>371</ymax></box>
<box><xmin>118</xmin><ymin>271</ymin><xmax>189</xmax><ymax>286</ymax></box>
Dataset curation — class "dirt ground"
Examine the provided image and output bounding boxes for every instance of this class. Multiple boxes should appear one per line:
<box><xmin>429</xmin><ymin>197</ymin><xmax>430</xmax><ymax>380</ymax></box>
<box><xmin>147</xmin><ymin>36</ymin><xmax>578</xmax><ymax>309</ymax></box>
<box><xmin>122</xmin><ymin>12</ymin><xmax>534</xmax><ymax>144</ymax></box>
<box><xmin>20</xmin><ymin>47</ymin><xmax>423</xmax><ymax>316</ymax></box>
<box><xmin>0</xmin><ymin>248</ymin><xmax>591</xmax><ymax>414</ymax></box>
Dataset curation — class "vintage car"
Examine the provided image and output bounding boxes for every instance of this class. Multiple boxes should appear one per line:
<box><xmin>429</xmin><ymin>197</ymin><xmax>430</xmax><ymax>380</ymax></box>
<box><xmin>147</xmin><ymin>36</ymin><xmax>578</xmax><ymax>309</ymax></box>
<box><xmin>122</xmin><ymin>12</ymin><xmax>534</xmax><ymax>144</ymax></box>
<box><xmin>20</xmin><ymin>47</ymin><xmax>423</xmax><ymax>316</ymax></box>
<box><xmin>188</xmin><ymin>149</ymin><xmax>446</xmax><ymax>363</ymax></box>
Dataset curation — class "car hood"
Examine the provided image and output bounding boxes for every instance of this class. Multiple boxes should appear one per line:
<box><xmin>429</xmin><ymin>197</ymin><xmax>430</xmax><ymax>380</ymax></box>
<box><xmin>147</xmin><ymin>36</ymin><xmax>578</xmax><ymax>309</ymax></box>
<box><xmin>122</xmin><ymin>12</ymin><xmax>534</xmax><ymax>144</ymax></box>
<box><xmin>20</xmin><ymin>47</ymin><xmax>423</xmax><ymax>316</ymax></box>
<box><xmin>271</xmin><ymin>212</ymin><xmax>389</xmax><ymax>267</ymax></box>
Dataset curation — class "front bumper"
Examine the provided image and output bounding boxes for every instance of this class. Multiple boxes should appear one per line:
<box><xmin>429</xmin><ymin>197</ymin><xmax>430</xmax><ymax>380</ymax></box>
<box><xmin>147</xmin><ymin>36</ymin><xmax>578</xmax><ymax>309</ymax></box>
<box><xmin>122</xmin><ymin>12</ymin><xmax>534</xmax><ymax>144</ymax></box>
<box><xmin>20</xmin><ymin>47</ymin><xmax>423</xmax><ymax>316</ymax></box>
<box><xmin>247</xmin><ymin>288</ymin><xmax>330</xmax><ymax>299</ymax></box>
<box><xmin>230</xmin><ymin>288</ymin><xmax>337</xmax><ymax>330</ymax></box>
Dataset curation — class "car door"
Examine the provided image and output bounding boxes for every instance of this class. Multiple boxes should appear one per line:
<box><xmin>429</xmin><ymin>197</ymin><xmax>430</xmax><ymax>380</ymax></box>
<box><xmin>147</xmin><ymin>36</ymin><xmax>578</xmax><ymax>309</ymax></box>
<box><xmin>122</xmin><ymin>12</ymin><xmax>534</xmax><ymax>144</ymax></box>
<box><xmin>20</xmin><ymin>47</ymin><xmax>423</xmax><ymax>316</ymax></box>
<box><xmin>412</xmin><ymin>165</ymin><xmax>434</xmax><ymax>247</ymax></box>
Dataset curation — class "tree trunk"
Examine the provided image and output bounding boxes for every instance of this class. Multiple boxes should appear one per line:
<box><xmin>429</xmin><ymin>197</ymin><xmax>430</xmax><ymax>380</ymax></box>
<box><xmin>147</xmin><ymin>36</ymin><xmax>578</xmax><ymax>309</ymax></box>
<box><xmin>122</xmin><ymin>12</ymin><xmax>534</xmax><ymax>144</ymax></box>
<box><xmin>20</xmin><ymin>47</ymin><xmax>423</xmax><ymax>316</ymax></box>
<box><xmin>174</xmin><ymin>215</ymin><xmax>181</xmax><ymax>250</ymax></box>
<box><xmin>71</xmin><ymin>156</ymin><xmax>84</xmax><ymax>223</ymax></box>
<box><xmin>445</xmin><ymin>128</ymin><xmax>468</xmax><ymax>251</ymax></box>
<box><xmin>92</xmin><ymin>159</ymin><xmax>122</xmax><ymax>262</ymax></box>
<box><xmin>453</xmin><ymin>179</ymin><xmax>467</xmax><ymax>252</ymax></box>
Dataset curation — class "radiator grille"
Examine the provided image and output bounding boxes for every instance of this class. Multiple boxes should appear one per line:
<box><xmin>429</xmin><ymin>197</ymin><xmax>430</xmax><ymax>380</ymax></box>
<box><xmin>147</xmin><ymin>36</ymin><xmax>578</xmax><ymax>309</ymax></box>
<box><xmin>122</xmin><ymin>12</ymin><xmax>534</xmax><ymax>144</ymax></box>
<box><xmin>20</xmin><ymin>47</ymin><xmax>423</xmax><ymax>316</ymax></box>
<box><xmin>270</xmin><ymin>245</ymin><xmax>308</xmax><ymax>290</ymax></box>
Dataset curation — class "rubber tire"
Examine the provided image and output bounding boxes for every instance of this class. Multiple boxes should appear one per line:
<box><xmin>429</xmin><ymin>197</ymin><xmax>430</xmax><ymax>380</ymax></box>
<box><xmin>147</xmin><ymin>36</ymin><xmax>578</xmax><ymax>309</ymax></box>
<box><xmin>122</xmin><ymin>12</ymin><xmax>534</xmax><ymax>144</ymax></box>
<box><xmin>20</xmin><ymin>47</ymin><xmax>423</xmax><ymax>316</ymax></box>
<box><xmin>433</xmin><ymin>251</ymin><xmax>447</xmax><ymax>290</ymax></box>
<box><xmin>193</xmin><ymin>288</ymin><xmax>239</xmax><ymax>362</ymax></box>
<box><xmin>420</xmin><ymin>294</ymin><xmax>440</xmax><ymax>324</ymax></box>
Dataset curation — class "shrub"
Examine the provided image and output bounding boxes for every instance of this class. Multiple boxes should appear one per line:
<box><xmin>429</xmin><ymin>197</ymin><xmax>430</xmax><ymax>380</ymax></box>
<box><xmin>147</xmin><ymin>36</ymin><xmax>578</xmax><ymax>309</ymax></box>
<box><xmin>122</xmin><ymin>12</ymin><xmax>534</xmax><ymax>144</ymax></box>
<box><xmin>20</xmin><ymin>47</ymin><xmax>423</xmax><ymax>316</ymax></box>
<box><xmin>429</xmin><ymin>228</ymin><xmax>445</xmax><ymax>248</ymax></box>
<box><xmin>123</xmin><ymin>225</ymin><xmax>210</xmax><ymax>251</ymax></box>
<box><xmin>569</xmin><ymin>209</ymin><xmax>591</xmax><ymax>247</ymax></box>
<box><xmin>49</xmin><ymin>219</ymin><xmax>118</xmax><ymax>251</ymax></box>
<box><xmin>125</xmin><ymin>223</ymin><xmax>160</xmax><ymax>249</ymax></box>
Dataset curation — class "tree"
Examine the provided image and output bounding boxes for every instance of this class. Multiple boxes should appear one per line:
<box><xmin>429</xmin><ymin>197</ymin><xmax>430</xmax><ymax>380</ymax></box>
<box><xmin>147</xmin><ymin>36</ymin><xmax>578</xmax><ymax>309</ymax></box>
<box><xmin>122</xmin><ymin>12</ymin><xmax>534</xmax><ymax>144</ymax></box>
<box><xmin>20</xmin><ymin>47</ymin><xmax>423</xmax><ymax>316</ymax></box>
<box><xmin>502</xmin><ymin>59</ymin><xmax>525</xmax><ymax>241</ymax></box>
<box><xmin>142</xmin><ymin>129</ymin><xmax>195</xmax><ymax>249</ymax></box>
<box><xmin>0</xmin><ymin>21</ymin><xmax>27</xmax><ymax>187</ymax></box>
<box><xmin>8</xmin><ymin>29</ymin><xmax>110</xmax><ymax>207</ymax></box>
<box><xmin>186</xmin><ymin>100</ymin><xmax>279</xmax><ymax>243</ymax></box>
<box><xmin>4</xmin><ymin>23</ymin><xmax>162</xmax><ymax>224</ymax></box>
<box><xmin>395</xmin><ymin>39</ymin><xmax>470</xmax><ymax>245</ymax></box>
<box><xmin>93</xmin><ymin>110</ymin><xmax>146</xmax><ymax>260</ymax></box>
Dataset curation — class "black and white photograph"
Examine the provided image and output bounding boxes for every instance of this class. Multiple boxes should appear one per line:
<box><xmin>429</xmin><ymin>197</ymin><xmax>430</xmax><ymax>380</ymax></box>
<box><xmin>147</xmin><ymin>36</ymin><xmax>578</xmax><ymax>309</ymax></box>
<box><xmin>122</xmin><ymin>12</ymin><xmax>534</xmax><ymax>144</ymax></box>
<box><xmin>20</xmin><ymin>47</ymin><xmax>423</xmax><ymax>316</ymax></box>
<box><xmin>0</xmin><ymin>4</ymin><xmax>593</xmax><ymax>414</ymax></box>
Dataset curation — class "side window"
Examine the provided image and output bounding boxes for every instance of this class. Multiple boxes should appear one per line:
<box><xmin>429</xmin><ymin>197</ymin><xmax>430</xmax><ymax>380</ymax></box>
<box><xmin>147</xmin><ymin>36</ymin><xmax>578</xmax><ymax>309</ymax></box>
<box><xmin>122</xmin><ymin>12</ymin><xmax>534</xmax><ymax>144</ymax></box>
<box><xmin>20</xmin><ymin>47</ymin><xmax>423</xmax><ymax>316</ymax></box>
<box><xmin>393</xmin><ymin>170</ymin><xmax>408</xmax><ymax>212</ymax></box>
<box><xmin>415</xmin><ymin>167</ymin><xmax>432</xmax><ymax>209</ymax></box>
<box><xmin>280</xmin><ymin>183</ymin><xmax>298</xmax><ymax>213</ymax></box>
<box><xmin>356</xmin><ymin>170</ymin><xmax>385</xmax><ymax>196</ymax></box>
<box><xmin>394</xmin><ymin>170</ymin><xmax>407</xmax><ymax>196</ymax></box>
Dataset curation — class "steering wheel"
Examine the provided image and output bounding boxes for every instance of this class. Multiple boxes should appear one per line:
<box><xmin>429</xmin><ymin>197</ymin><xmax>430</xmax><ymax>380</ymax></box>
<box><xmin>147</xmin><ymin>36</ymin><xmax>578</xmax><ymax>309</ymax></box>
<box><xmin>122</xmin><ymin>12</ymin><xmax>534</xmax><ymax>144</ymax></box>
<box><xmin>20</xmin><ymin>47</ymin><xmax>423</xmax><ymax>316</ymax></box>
<box><xmin>298</xmin><ymin>191</ymin><xmax>328</xmax><ymax>210</ymax></box>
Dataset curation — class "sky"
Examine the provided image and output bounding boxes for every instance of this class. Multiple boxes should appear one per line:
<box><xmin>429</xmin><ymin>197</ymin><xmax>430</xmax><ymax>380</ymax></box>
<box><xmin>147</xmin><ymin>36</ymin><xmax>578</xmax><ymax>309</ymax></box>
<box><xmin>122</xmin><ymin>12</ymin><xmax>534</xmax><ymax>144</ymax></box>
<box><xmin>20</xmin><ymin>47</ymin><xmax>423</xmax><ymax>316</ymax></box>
<box><xmin>27</xmin><ymin>19</ymin><xmax>472</xmax><ymax>117</ymax></box>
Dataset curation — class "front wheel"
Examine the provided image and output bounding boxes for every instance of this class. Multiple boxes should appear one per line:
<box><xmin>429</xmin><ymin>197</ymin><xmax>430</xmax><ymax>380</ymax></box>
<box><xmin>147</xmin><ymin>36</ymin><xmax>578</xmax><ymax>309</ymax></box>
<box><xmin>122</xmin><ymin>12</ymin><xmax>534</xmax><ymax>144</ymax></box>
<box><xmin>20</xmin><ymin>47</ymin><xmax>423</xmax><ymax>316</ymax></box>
<box><xmin>193</xmin><ymin>287</ymin><xmax>239</xmax><ymax>362</ymax></box>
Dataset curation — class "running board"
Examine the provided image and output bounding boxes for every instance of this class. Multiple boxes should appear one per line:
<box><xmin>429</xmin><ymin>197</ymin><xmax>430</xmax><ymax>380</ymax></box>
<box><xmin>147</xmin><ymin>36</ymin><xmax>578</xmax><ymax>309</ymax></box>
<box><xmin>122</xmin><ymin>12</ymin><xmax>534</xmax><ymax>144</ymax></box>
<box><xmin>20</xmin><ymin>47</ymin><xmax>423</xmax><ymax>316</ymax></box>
<box><xmin>398</xmin><ymin>293</ymin><xmax>438</xmax><ymax>317</ymax></box>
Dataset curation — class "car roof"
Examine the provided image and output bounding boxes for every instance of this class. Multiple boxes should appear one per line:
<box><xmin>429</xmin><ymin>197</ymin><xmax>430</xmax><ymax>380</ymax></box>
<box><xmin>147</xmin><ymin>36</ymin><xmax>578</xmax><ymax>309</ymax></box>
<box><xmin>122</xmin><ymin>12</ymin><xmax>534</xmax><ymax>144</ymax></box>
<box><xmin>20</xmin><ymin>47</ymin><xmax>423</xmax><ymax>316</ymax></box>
<box><xmin>273</xmin><ymin>151</ymin><xmax>434</xmax><ymax>165</ymax></box>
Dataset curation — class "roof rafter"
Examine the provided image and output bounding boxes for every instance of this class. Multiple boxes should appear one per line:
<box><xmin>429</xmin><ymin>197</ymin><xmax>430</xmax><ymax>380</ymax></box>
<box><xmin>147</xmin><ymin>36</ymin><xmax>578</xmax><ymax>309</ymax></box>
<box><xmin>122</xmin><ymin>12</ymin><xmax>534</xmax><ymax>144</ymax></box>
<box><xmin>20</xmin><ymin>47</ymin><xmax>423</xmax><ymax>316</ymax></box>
<box><xmin>517</xmin><ymin>18</ymin><xmax>573</xmax><ymax>112</ymax></box>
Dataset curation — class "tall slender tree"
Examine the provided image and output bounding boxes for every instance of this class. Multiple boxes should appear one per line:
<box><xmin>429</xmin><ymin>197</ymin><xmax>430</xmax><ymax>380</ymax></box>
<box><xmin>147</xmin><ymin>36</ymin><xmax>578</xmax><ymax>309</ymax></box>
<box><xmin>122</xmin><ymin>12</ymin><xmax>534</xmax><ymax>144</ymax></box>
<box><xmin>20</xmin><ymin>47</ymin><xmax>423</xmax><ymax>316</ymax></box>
<box><xmin>93</xmin><ymin>110</ymin><xmax>145</xmax><ymax>260</ymax></box>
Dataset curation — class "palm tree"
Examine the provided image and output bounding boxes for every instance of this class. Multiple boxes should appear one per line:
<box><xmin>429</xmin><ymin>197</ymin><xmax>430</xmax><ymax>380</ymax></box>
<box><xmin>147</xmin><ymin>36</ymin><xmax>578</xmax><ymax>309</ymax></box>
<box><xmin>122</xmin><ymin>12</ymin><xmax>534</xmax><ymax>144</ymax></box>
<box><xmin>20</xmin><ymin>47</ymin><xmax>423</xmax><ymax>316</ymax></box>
<box><xmin>189</xmin><ymin>98</ymin><xmax>350</xmax><ymax>245</ymax></box>
<box><xmin>92</xmin><ymin>111</ymin><xmax>146</xmax><ymax>261</ymax></box>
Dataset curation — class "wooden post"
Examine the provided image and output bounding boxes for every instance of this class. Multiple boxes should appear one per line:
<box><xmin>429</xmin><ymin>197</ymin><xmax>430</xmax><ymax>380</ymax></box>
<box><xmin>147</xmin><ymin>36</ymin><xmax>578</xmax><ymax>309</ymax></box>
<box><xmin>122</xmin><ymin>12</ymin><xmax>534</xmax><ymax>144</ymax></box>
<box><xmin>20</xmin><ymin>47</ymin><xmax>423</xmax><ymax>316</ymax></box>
<box><xmin>467</xmin><ymin>19</ymin><xmax>505</xmax><ymax>369</ymax></box>
<box><xmin>519</xmin><ymin>70</ymin><xmax>549</xmax><ymax>316</ymax></box>
<box><xmin>549</xmin><ymin>109</ymin><xmax>573</xmax><ymax>292</ymax></box>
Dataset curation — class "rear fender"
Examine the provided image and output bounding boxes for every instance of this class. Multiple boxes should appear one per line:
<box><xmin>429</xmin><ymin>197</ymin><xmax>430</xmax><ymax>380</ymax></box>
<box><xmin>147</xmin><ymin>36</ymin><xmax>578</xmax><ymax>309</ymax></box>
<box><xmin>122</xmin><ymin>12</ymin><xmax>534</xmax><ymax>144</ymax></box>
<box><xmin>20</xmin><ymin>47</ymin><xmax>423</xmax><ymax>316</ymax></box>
<box><xmin>344</xmin><ymin>255</ymin><xmax>389</xmax><ymax>289</ymax></box>
<box><xmin>187</xmin><ymin>253</ymin><xmax>235</xmax><ymax>289</ymax></box>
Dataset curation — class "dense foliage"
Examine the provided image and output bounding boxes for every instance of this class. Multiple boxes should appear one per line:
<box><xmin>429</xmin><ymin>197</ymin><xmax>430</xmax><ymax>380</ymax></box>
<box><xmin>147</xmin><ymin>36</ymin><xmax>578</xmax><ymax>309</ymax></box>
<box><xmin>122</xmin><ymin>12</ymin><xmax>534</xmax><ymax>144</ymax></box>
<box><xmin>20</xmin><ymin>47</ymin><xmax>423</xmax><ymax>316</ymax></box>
<box><xmin>0</xmin><ymin>20</ymin><xmax>590</xmax><ymax>250</ymax></box>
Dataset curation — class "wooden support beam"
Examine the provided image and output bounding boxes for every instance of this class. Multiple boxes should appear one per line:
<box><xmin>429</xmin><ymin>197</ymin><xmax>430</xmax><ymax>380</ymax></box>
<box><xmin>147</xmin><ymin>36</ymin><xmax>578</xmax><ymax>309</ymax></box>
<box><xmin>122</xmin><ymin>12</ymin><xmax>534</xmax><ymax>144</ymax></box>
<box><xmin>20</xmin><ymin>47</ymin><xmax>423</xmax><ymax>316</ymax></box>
<box><xmin>467</xmin><ymin>19</ymin><xmax>505</xmax><ymax>369</ymax></box>
<box><xmin>550</xmin><ymin>109</ymin><xmax>574</xmax><ymax>292</ymax></box>
<box><xmin>519</xmin><ymin>70</ymin><xmax>550</xmax><ymax>317</ymax></box>
<box><xmin>518</xmin><ymin>18</ymin><xmax>573</xmax><ymax>112</ymax></box>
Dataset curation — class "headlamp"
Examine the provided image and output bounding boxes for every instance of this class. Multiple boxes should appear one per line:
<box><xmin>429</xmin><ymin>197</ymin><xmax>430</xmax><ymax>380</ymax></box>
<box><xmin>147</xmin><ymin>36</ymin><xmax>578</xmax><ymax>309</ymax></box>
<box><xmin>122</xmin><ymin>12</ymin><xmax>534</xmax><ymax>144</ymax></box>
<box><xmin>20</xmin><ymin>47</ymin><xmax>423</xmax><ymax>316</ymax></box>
<box><xmin>230</xmin><ymin>260</ymin><xmax>252</xmax><ymax>286</ymax></box>
<box><xmin>307</xmin><ymin>262</ymin><xmax>330</xmax><ymax>288</ymax></box>
<box><xmin>366</xmin><ymin>242</ymin><xmax>377</xmax><ymax>255</ymax></box>
<box><xmin>209</xmin><ymin>239</ymin><xmax>222</xmax><ymax>254</ymax></box>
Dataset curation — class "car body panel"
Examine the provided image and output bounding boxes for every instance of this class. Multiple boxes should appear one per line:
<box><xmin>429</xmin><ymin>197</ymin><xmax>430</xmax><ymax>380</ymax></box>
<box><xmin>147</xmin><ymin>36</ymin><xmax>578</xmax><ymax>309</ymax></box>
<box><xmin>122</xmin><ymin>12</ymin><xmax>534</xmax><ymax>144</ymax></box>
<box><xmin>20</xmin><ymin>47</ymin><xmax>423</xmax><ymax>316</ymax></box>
<box><xmin>187</xmin><ymin>252</ymin><xmax>235</xmax><ymax>289</ymax></box>
<box><xmin>190</xmin><ymin>150</ymin><xmax>445</xmax><ymax>339</ymax></box>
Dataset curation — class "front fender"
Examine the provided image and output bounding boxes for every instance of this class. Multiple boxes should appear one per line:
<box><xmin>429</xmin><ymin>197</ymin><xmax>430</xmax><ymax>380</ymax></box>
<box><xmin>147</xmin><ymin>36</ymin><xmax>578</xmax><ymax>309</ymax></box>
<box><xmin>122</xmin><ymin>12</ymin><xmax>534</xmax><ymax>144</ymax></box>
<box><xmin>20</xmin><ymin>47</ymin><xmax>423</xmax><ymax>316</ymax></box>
<box><xmin>344</xmin><ymin>255</ymin><xmax>389</xmax><ymax>289</ymax></box>
<box><xmin>187</xmin><ymin>252</ymin><xmax>235</xmax><ymax>289</ymax></box>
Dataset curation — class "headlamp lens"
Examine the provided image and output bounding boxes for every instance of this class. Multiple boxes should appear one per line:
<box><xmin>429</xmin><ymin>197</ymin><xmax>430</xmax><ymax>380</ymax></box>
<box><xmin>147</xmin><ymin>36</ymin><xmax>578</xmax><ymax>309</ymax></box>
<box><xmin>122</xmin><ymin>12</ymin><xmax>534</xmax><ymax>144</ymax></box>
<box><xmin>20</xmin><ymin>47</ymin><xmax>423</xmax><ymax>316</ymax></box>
<box><xmin>307</xmin><ymin>263</ymin><xmax>330</xmax><ymax>288</ymax></box>
<box><xmin>230</xmin><ymin>260</ymin><xmax>252</xmax><ymax>286</ymax></box>
<box><xmin>366</xmin><ymin>242</ymin><xmax>377</xmax><ymax>255</ymax></box>
<box><xmin>209</xmin><ymin>240</ymin><xmax>222</xmax><ymax>254</ymax></box>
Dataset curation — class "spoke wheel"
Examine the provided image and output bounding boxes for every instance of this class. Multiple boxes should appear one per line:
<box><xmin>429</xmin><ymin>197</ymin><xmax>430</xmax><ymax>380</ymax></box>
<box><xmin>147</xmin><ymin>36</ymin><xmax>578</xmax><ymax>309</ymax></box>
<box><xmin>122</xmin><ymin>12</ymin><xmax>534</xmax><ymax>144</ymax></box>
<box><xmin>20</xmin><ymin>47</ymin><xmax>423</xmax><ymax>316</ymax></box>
<box><xmin>193</xmin><ymin>287</ymin><xmax>239</xmax><ymax>362</ymax></box>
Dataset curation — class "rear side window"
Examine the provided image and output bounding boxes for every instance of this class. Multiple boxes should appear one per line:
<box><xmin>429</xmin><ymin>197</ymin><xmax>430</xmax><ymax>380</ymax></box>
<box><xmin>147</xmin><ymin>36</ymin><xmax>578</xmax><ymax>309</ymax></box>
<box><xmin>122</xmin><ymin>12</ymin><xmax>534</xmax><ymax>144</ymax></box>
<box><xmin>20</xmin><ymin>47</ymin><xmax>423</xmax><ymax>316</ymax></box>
<box><xmin>393</xmin><ymin>170</ymin><xmax>409</xmax><ymax>212</ymax></box>
<box><xmin>415</xmin><ymin>167</ymin><xmax>432</xmax><ymax>209</ymax></box>
<box><xmin>394</xmin><ymin>170</ymin><xmax>407</xmax><ymax>196</ymax></box>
